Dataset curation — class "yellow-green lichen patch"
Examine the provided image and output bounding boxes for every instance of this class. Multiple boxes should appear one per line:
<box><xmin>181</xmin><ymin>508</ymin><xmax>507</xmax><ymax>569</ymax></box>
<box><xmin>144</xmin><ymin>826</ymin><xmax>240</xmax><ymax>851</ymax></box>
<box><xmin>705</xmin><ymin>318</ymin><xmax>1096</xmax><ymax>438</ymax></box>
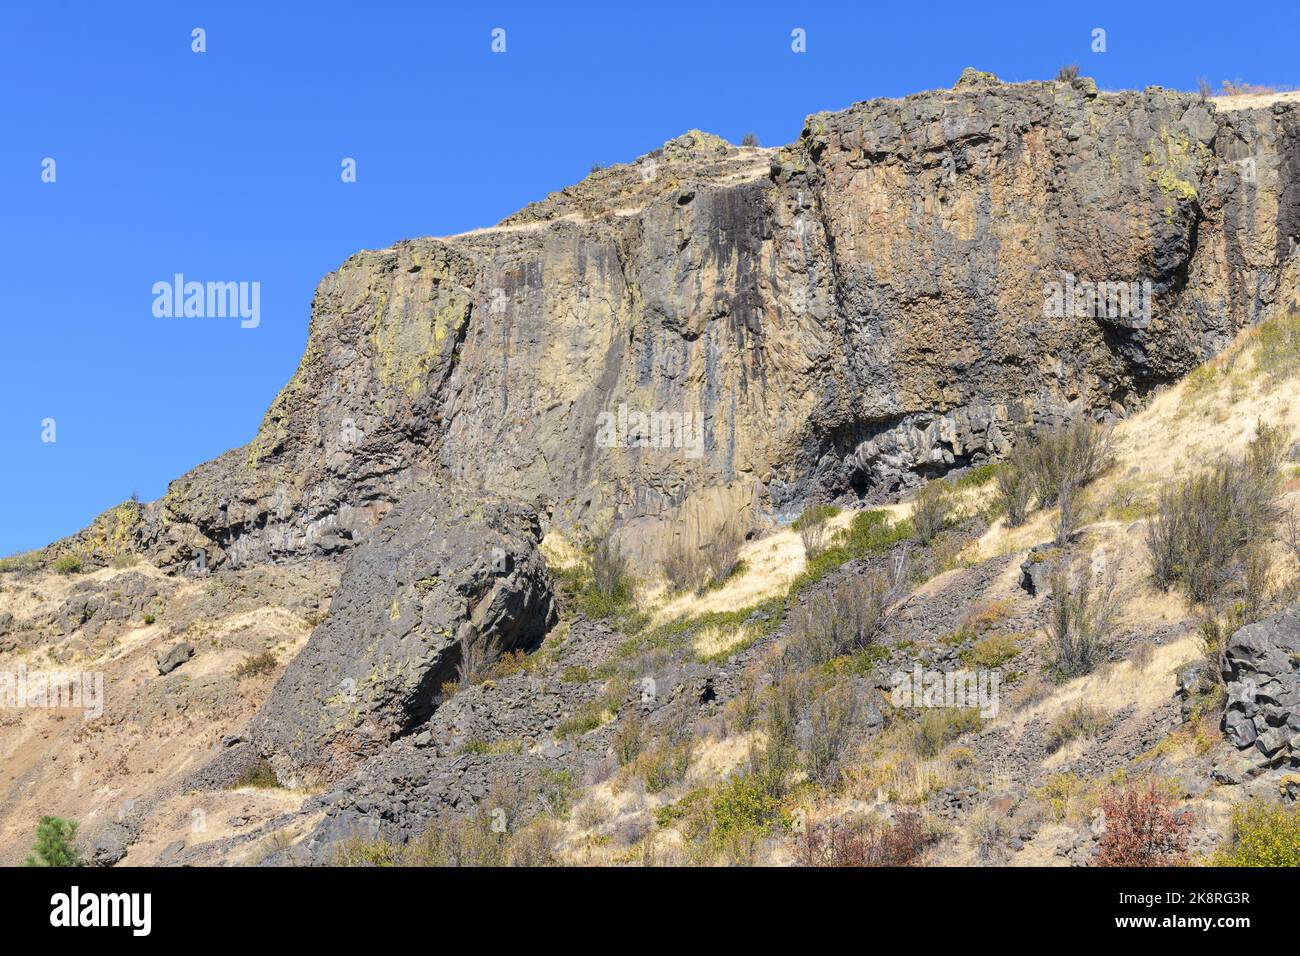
<box><xmin>372</xmin><ymin>294</ymin><xmax>468</xmax><ymax>399</ymax></box>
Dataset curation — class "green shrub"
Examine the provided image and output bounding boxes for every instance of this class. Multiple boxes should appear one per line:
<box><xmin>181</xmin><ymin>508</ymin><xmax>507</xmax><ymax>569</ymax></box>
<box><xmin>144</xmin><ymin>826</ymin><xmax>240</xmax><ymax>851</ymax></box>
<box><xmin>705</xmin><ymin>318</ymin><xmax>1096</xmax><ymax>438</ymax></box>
<box><xmin>0</xmin><ymin>551</ymin><xmax>44</xmax><ymax>573</ymax></box>
<box><xmin>953</xmin><ymin>462</ymin><xmax>999</xmax><ymax>489</ymax></box>
<box><xmin>790</xmin><ymin>510</ymin><xmax>911</xmax><ymax>594</ymax></box>
<box><xmin>234</xmin><ymin>759</ymin><xmax>280</xmax><ymax>789</ymax></box>
<box><xmin>960</xmin><ymin>632</ymin><xmax>1021</xmax><ymax>669</ymax></box>
<box><xmin>555</xmin><ymin>703</ymin><xmax>606</xmax><ymax>739</ymax></box>
<box><xmin>710</xmin><ymin>774</ymin><xmax>780</xmax><ymax>848</ymax></box>
<box><xmin>1212</xmin><ymin>801</ymin><xmax>1300</xmax><ymax>866</ymax></box>
<box><xmin>793</xmin><ymin>503</ymin><xmax>841</xmax><ymax>532</ymax></box>
<box><xmin>1255</xmin><ymin>308</ymin><xmax>1300</xmax><ymax>381</ymax></box>
<box><xmin>52</xmin><ymin>554</ymin><xmax>82</xmax><ymax>575</ymax></box>
<box><xmin>23</xmin><ymin>816</ymin><xmax>82</xmax><ymax>867</ymax></box>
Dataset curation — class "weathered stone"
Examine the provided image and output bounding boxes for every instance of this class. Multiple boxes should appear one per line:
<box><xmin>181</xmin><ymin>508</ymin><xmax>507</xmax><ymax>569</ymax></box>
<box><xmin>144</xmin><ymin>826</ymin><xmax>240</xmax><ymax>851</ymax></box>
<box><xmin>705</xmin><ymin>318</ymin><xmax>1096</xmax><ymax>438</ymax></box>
<box><xmin>156</xmin><ymin>642</ymin><xmax>195</xmax><ymax>675</ymax></box>
<box><xmin>81</xmin><ymin>821</ymin><xmax>131</xmax><ymax>867</ymax></box>
<box><xmin>1018</xmin><ymin>546</ymin><xmax>1057</xmax><ymax>596</ymax></box>
<box><xmin>1222</xmin><ymin>605</ymin><xmax>1300</xmax><ymax>763</ymax></box>
<box><xmin>247</xmin><ymin>484</ymin><xmax>556</xmax><ymax>785</ymax></box>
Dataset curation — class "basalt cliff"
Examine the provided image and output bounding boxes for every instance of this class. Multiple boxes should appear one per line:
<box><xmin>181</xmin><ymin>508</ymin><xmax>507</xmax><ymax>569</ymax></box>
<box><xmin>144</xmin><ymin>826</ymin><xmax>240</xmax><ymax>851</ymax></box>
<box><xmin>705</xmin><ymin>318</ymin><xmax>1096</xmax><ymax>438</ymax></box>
<box><xmin>6</xmin><ymin>73</ymin><xmax>1300</xmax><ymax>867</ymax></box>
<box><xmin>62</xmin><ymin>71</ymin><xmax>1298</xmax><ymax>575</ymax></box>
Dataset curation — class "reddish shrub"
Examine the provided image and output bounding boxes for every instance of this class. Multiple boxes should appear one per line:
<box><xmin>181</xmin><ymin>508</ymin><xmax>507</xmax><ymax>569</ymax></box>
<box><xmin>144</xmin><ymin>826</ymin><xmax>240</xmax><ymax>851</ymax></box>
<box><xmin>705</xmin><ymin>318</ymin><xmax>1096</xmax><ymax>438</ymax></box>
<box><xmin>795</xmin><ymin>811</ymin><xmax>929</xmax><ymax>867</ymax></box>
<box><xmin>1095</xmin><ymin>781</ymin><xmax>1193</xmax><ymax>867</ymax></box>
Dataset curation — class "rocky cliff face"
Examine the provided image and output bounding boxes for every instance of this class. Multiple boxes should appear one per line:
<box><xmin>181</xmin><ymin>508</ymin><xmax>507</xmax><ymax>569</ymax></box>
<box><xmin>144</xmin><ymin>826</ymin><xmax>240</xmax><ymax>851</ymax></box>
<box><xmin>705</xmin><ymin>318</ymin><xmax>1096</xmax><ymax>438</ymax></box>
<box><xmin>77</xmin><ymin>73</ymin><xmax>1291</xmax><ymax>575</ymax></box>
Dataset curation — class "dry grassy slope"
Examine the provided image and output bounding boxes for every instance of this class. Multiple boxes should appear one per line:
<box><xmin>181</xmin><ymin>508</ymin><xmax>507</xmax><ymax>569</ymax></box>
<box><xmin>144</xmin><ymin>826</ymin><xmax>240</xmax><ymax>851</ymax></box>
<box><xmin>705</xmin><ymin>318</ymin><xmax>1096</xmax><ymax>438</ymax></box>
<box><xmin>0</xmin><ymin>561</ymin><xmax>338</xmax><ymax>865</ymax></box>
<box><xmin>549</xmin><ymin>315</ymin><xmax>1300</xmax><ymax>866</ymax></box>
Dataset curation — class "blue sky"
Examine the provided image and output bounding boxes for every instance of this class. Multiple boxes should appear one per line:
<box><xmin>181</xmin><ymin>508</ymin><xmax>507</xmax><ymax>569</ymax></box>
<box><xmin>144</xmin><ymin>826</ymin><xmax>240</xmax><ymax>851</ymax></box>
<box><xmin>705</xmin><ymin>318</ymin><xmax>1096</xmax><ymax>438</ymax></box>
<box><xmin>1</xmin><ymin>0</ymin><xmax>1297</xmax><ymax>556</ymax></box>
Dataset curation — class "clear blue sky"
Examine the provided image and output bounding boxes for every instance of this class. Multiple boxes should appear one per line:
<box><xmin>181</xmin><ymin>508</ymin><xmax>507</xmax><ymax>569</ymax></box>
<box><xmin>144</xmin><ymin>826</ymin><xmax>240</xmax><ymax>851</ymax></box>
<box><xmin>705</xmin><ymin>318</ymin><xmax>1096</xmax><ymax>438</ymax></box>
<box><xmin>2</xmin><ymin>0</ymin><xmax>1297</xmax><ymax>556</ymax></box>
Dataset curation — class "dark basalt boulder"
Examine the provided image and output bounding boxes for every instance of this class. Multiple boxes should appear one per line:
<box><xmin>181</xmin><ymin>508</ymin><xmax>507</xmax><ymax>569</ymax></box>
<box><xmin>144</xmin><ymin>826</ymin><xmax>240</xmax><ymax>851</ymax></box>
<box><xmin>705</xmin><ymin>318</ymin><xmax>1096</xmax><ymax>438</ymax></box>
<box><xmin>247</xmin><ymin>484</ymin><xmax>557</xmax><ymax>786</ymax></box>
<box><xmin>1222</xmin><ymin>605</ymin><xmax>1300</xmax><ymax>763</ymax></box>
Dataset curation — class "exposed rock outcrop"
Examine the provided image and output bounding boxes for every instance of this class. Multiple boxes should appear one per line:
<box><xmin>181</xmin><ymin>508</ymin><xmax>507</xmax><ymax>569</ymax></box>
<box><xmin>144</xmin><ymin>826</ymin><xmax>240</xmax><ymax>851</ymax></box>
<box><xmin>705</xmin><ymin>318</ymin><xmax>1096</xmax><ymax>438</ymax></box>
<box><xmin>246</xmin><ymin>484</ymin><xmax>556</xmax><ymax>785</ymax></box>
<box><xmin>57</xmin><ymin>76</ymin><xmax>1297</xmax><ymax>574</ymax></box>
<box><xmin>1222</xmin><ymin>604</ymin><xmax>1300</xmax><ymax>764</ymax></box>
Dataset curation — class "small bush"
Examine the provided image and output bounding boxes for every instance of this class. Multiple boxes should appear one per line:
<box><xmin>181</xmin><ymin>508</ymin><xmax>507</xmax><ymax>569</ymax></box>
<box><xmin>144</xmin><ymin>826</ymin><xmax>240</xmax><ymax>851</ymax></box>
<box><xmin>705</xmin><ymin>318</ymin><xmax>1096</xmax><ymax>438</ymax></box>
<box><xmin>1095</xmin><ymin>781</ymin><xmax>1192</xmax><ymax>867</ymax></box>
<box><xmin>705</xmin><ymin>516</ymin><xmax>746</xmax><ymax>584</ymax></box>
<box><xmin>636</xmin><ymin>739</ymin><xmax>692</xmax><ymax>793</ymax></box>
<box><xmin>842</xmin><ymin>509</ymin><xmax>910</xmax><ymax>554</ymax></box>
<box><xmin>52</xmin><ymin>554</ymin><xmax>82</xmax><ymax>575</ymax></box>
<box><xmin>590</xmin><ymin>526</ymin><xmax>630</xmax><ymax>599</ymax></box>
<box><xmin>0</xmin><ymin>550</ymin><xmax>44</xmax><ymax>573</ymax></box>
<box><xmin>741</xmin><ymin>131</ymin><xmax>760</xmax><ymax>147</ymax></box>
<box><xmin>1045</xmin><ymin>559</ymin><xmax>1117</xmax><ymax>679</ymax></box>
<box><xmin>793</xmin><ymin>503</ymin><xmax>839</xmax><ymax>559</ymax></box>
<box><xmin>236</xmin><ymin>650</ymin><xmax>278</xmax><ymax>679</ymax></box>
<box><xmin>555</xmin><ymin>703</ymin><xmax>606</xmax><ymax>739</ymax></box>
<box><xmin>968</xmin><ymin>805</ymin><xmax>1016</xmax><ymax>862</ymax></box>
<box><xmin>1056</xmin><ymin>63</ymin><xmax>1080</xmax><ymax>82</ymax></box>
<box><xmin>751</xmin><ymin>674</ymin><xmax>805</xmax><ymax>800</ymax></box>
<box><xmin>354</xmin><ymin>794</ymin><xmax>562</xmax><ymax>867</ymax></box>
<box><xmin>1211</xmin><ymin>801</ymin><xmax>1300</xmax><ymax>866</ymax></box>
<box><xmin>234</xmin><ymin>759</ymin><xmax>280</xmax><ymax>790</ymax></box>
<box><xmin>953</xmin><ymin>462</ymin><xmax>998</xmax><ymax>489</ymax></box>
<box><xmin>994</xmin><ymin>463</ymin><xmax>1032</xmax><ymax>527</ymax></box>
<box><xmin>1255</xmin><ymin>308</ymin><xmax>1300</xmax><ymax>380</ymax></box>
<box><xmin>795</xmin><ymin>811</ymin><xmax>929</xmax><ymax>867</ymax></box>
<box><xmin>1053</xmin><ymin>479</ymin><xmax>1084</xmax><ymax>546</ymax></box>
<box><xmin>910</xmin><ymin>707</ymin><xmax>983</xmax><ymax>758</ymax></box>
<box><xmin>23</xmin><ymin>816</ymin><xmax>82</xmax><ymax>867</ymax></box>
<box><xmin>659</xmin><ymin>514</ymin><xmax>745</xmax><ymax>593</ymax></box>
<box><xmin>1144</xmin><ymin>421</ymin><xmax>1285</xmax><ymax>606</ymax></box>
<box><xmin>709</xmin><ymin>773</ymin><xmax>780</xmax><ymax>857</ymax></box>
<box><xmin>910</xmin><ymin>482</ymin><xmax>951</xmax><ymax>545</ymax></box>
<box><xmin>1045</xmin><ymin>702</ymin><xmax>1108</xmax><ymax>752</ymax></box>
<box><xmin>1019</xmin><ymin>420</ymin><xmax>1113</xmax><ymax>509</ymax></box>
<box><xmin>793</xmin><ymin>503</ymin><xmax>840</xmax><ymax>532</ymax></box>
<box><xmin>790</xmin><ymin>569</ymin><xmax>901</xmax><ymax>666</ymax></box>
<box><xmin>960</xmin><ymin>632</ymin><xmax>1021</xmax><ymax>669</ymax></box>
<box><xmin>612</xmin><ymin>710</ymin><xmax>644</xmax><ymax>766</ymax></box>
<box><xmin>806</xmin><ymin>683</ymin><xmax>860</xmax><ymax>789</ymax></box>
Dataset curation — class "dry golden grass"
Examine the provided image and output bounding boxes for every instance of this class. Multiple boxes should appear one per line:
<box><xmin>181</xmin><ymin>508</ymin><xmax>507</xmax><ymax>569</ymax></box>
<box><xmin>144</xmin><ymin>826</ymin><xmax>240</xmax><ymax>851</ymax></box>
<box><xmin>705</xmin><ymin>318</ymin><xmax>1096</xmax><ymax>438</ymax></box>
<box><xmin>1001</xmin><ymin>634</ymin><xmax>1198</xmax><ymax>738</ymax></box>
<box><xmin>1211</xmin><ymin>89</ymin><xmax>1300</xmax><ymax>112</ymax></box>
